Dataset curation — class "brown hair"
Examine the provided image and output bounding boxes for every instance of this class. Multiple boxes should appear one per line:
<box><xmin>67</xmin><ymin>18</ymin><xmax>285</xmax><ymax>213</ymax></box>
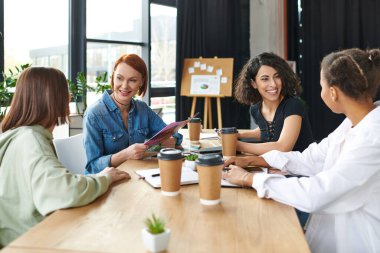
<box><xmin>321</xmin><ymin>52</ymin><xmax>369</xmax><ymax>100</ymax></box>
<box><xmin>234</xmin><ymin>52</ymin><xmax>302</xmax><ymax>105</ymax></box>
<box><xmin>1</xmin><ymin>67</ymin><xmax>70</xmax><ymax>132</ymax></box>
<box><xmin>110</xmin><ymin>54</ymin><xmax>148</xmax><ymax>97</ymax></box>
<box><xmin>340</xmin><ymin>48</ymin><xmax>380</xmax><ymax>99</ymax></box>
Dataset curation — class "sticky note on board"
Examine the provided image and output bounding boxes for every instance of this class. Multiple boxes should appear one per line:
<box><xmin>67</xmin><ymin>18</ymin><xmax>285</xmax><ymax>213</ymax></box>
<box><xmin>207</xmin><ymin>66</ymin><xmax>214</xmax><ymax>72</ymax></box>
<box><xmin>221</xmin><ymin>77</ymin><xmax>228</xmax><ymax>84</ymax></box>
<box><xmin>200</xmin><ymin>64</ymin><xmax>207</xmax><ymax>70</ymax></box>
<box><xmin>188</xmin><ymin>67</ymin><xmax>195</xmax><ymax>74</ymax></box>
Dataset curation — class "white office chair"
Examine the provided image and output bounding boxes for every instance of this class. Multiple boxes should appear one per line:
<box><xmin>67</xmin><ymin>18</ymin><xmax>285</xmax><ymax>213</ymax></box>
<box><xmin>53</xmin><ymin>133</ymin><xmax>87</xmax><ymax>174</ymax></box>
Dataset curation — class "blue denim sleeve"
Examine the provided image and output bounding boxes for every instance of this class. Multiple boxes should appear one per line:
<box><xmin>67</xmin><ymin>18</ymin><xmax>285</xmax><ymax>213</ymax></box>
<box><xmin>83</xmin><ymin>112</ymin><xmax>111</xmax><ymax>174</ymax></box>
<box><xmin>173</xmin><ymin>132</ymin><xmax>183</xmax><ymax>145</ymax></box>
<box><xmin>144</xmin><ymin>104</ymin><xmax>183</xmax><ymax>145</ymax></box>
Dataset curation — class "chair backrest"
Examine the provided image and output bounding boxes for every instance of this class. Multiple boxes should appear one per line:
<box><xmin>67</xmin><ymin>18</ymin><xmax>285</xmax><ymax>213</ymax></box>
<box><xmin>53</xmin><ymin>133</ymin><xmax>87</xmax><ymax>174</ymax></box>
<box><xmin>152</xmin><ymin>107</ymin><xmax>163</xmax><ymax>118</ymax></box>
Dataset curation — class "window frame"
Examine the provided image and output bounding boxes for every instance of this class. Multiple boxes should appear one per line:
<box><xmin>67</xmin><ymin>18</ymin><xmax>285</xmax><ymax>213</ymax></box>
<box><xmin>0</xmin><ymin>0</ymin><xmax>4</xmax><ymax>79</ymax></box>
<box><xmin>149</xmin><ymin>0</ymin><xmax>176</xmax><ymax>98</ymax></box>
<box><xmin>0</xmin><ymin>0</ymin><xmax>177</xmax><ymax>105</ymax></box>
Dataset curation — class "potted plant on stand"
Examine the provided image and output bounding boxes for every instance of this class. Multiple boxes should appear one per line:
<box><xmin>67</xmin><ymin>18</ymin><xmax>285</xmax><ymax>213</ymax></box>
<box><xmin>67</xmin><ymin>72</ymin><xmax>89</xmax><ymax>136</ymax></box>
<box><xmin>68</xmin><ymin>72</ymin><xmax>89</xmax><ymax>115</ymax></box>
<box><xmin>67</xmin><ymin>71</ymin><xmax>110</xmax><ymax>136</ymax></box>
<box><xmin>142</xmin><ymin>213</ymin><xmax>171</xmax><ymax>253</ymax></box>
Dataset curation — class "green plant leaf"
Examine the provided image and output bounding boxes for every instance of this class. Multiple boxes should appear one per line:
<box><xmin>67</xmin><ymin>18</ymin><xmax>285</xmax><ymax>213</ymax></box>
<box><xmin>185</xmin><ymin>154</ymin><xmax>198</xmax><ymax>161</ymax></box>
<box><xmin>0</xmin><ymin>63</ymin><xmax>31</xmax><ymax>118</ymax></box>
<box><xmin>145</xmin><ymin>213</ymin><xmax>165</xmax><ymax>234</ymax></box>
<box><xmin>94</xmin><ymin>71</ymin><xmax>110</xmax><ymax>94</ymax></box>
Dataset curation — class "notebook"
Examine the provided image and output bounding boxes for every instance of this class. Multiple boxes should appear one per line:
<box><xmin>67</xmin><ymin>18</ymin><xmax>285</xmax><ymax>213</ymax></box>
<box><xmin>135</xmin><ymin>167</ymin><xmax>240</xmax><ymax>188</ymax></box>
<box><xmin>135</xmin><ymin>167</ymin><xmax>198</xmax><ymax>188</ymax></box>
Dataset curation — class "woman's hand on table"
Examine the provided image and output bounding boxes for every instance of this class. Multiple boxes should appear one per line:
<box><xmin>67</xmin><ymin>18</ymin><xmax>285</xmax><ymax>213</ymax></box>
<box><xmin>224</xmin><ymin>155</ymin><xmax>269</xmax><ymax>168</ymax></box>
<box><xmin>222</xmin><ymin>165</ymin><xmax>253</xmax><ymax>187</ymax></box>
<box><xmin>224</xmin><ymin>156</ymin><xmax>253</xmax><ymax>168</ymax></box>
<box><xmin>100</xmin><ymin>167</ymin><xmax>131</xmax><ymax>183</ymax></box>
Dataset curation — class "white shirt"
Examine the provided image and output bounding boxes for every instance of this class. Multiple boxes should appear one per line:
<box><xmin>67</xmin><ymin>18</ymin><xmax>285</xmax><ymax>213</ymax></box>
<box><xmin>252</xmin><ymin>105</ymin><xmax>380</xmax><ymax>253</ymax></box>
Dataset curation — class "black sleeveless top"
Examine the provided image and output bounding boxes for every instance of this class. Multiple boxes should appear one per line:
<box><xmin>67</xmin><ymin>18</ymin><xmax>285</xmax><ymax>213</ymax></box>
<box><xmin>250</xmin><ymin>96</ymin><xmax>314</xmax><ymax>152</ymax></box>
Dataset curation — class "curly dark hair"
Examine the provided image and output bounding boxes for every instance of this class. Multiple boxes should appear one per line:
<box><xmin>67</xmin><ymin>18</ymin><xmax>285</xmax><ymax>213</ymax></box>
<box><xmin>234</xmin><ymin>52</ymin><xmax>302</xmax><ymax>105</ymax></box>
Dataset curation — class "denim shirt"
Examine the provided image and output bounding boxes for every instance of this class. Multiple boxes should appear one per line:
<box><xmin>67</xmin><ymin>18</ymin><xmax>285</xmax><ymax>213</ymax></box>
<box><xmin>83</xmin><ymin>91</ymin><xmax>183</xmax><ymax>174</ymax></box>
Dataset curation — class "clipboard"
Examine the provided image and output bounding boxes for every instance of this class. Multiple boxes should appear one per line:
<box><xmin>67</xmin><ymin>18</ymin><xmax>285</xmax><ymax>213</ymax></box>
<box><xmin>144</xmin><ymin>112</ymin><xmax>200</xmax><ymax>146</ymax></box>
<box><xmin>135</xmin><ymin>167</ymin><xmax>198</xmax><ymax>188</ymax></box>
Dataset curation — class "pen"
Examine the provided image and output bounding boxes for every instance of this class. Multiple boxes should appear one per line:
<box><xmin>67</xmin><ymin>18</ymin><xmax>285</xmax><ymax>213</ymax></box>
<box><xmin>151</xmin><ymin>173</ymin><xmax>160</xmax><ymax>177</ymax></box>
<box><xmin>223</xmin><ymin>167</ymin><xmax>231</xmax><ymax>172</ymax></box>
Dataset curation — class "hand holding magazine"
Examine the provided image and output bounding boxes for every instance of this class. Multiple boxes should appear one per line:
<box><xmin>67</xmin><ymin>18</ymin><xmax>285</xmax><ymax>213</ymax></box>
<box><xmin>144</xmin><ymin>112</ymin><xmax>199</xmax><ymax>146</ymax></box>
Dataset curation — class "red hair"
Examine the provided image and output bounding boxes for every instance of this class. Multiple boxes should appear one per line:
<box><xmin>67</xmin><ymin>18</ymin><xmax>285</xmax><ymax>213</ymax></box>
<box><xmin>111</xmin><ymin>54</ymin><xmax>148</xmax><ymax>97</ymax></box>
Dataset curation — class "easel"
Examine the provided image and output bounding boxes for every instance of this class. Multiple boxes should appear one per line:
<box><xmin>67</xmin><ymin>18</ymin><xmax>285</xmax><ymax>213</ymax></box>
<box><xmin>190</xmin><ymin>96</ymin><xmax>222</xmax><ymax>129</ymax></box>
<box><xmin>181</xmin><ymin>57</ymin><xmax>234</xmax><ymax>129</ymax></box>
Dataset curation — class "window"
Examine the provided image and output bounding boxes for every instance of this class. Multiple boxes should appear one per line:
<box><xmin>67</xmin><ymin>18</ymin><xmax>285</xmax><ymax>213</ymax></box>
<box><xmin>150</xmin><ymin>2</ymin><xmax>177</xmax><ymax>123</ymax></box>
<box><xmin>87</xmin><ymin>0</ymin><xmax>142</xmax><ymax>43</ymax></box>
<box><xmin>2</xmin><ymin>0</ymin><xmax>69</xmax><ymax>138</ymax></box>
<box><xmin>1</xmin><ymin>0</ymin><xmax>176</xmax><ymax>135</ymax></box>
<box><xmin>4</xmin><ymin>0</ymin><xmax>68</xmax><ymax>75</ymax></box>
<box><xmin>86</xmin><ymin>0</ymin><xmax>146</xmax><ymax>106</ymax></box>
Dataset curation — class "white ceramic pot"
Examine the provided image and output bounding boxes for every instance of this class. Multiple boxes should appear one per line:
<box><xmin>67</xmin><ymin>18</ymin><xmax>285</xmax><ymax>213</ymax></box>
<box><xmin>141</xmin><ymin>228</ymin><xmax>171</xmax><ymax>253</ymax></box>
<box><xmin>184</xmin><ymin>160</ymin><xmax>196</xmax><ymax>171</ymax></box>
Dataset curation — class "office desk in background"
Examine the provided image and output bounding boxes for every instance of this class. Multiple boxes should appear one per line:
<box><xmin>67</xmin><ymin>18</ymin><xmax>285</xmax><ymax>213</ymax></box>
<box><xmin>2</xmin><ymin>130</ymin><xmax>310</xmax><ymax>253</ymax></box>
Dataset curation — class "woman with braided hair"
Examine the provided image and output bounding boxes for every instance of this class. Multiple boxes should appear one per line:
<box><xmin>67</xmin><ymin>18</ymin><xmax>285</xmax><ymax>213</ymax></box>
<box><xmin>224</xmin><ymin>48</ymin><xmax>380</xmax><ymax>253</ymax></box>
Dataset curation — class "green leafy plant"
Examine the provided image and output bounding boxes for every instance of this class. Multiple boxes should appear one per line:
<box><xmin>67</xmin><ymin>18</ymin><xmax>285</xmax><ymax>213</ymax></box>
<box><xmin>0</xmin><ymin>64</ymin><xmax>31</xmax><ymax>119</ymax></box>
<box><xmin>94</xmin><ymin>71</ymin><xmax>111</xmax><ymax>94</ymax></box>
<box><xmin>185</xmin><ymin>154</ymin><xmax>198</xmax><ymax>161</ymax></box>
<box><xmin>67</xmin><ymin>71</ymin><xmax>111</xmax><ymax>115</ymax></box>
<box><xmin>146</xmin><ymin>144</ymin><xmax>162</xmax><ymax>152</ymax></box>
<box><xmin>145</xmin><ymin>214</ymin><xmax>166</xmax><ymax>234</ymax></box>
<box><xmin>68</xmin><ymin>72</ymin><xmax>90</xmax><ymax>114</ymax></box>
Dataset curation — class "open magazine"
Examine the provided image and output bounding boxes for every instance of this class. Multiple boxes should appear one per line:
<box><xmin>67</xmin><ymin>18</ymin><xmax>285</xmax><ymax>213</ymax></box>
<box><xmin>144</xmin><ymin>112</ymin><xmax>199</xmax><ymax>147</ymax></box>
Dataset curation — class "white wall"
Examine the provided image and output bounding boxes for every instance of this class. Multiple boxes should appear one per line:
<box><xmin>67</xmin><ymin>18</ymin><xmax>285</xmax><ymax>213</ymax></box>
<box><xmin>250</xmin><ymin>0</ymin><xmax>285</xmax><ymax>58</ymax></box>
<box><xmin>249</xmin><ymin>0</ymin><xmax>285</xmax><ymax>129</ymax></box>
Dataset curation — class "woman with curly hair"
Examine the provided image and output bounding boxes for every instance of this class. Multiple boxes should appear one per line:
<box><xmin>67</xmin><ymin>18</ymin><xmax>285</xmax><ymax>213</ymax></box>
<box><xmin>234</xmin><ymin>52</ymin><xmax>313</xmax><ymax>155</ymax></box>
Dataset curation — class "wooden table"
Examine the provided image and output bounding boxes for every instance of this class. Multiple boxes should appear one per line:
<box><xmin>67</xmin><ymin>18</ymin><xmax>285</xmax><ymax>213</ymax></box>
<box><xmin>2</xmin><ymin>131</ymin><xmax>310</xmax><ymax>253</ymax></box>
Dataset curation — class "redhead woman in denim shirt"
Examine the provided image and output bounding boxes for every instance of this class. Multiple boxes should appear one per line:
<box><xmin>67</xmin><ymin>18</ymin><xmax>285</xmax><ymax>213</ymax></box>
<box><xmin>83</xmin><ymin>54</ymin><xmax>183</xmax><ymax>174</ymax></box>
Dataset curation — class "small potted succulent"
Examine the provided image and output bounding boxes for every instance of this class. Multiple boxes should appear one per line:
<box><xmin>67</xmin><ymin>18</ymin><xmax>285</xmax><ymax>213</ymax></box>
<box><xmin>142</xmin><ymin>213</ymin><xmax>170</xmax><ymax>253</ymax></box>
<box><xmin>184</xmin><ymin>153</ymin><xmax>198</xmax><ymax>171</ymax></box>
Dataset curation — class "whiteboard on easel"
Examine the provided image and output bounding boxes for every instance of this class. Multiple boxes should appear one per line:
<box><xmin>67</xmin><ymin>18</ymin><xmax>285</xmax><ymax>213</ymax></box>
<box><xmin>190</xmin><ymin>75</ymin><xmax>220</xmax><ymax>95</ymax></box>
<box><xmin>181</xmin><ymin>58</ymin><xmax>234</xmax><ymax>97</ymax></box>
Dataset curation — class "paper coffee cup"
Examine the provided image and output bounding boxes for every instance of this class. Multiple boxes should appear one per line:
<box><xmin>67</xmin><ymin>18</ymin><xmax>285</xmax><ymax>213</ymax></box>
<box><xmin>188</xmin><ymin>118</ymin><xmax>201</xmax><ymax>144</ymax></box>
<box><xmin>196</xmin><ymin>154</ymin><xmax>224</xmax><ymax>205</ymax></box>
<box><xmin>221</xmin><ymin>127</ymin><xmax>238</xmax><ymax>157</ymax></box>
<box><xmin>157</xmin><ymin>148</ymin><xmax>183</xmax><ymax>196</ymax></box>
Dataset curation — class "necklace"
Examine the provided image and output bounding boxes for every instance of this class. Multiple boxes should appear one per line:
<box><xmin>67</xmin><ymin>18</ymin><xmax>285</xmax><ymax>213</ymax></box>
<box><xmin>112</xmin><ymin>93</ymin><xmax>130</xmax><ymax>111</ymax></box>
